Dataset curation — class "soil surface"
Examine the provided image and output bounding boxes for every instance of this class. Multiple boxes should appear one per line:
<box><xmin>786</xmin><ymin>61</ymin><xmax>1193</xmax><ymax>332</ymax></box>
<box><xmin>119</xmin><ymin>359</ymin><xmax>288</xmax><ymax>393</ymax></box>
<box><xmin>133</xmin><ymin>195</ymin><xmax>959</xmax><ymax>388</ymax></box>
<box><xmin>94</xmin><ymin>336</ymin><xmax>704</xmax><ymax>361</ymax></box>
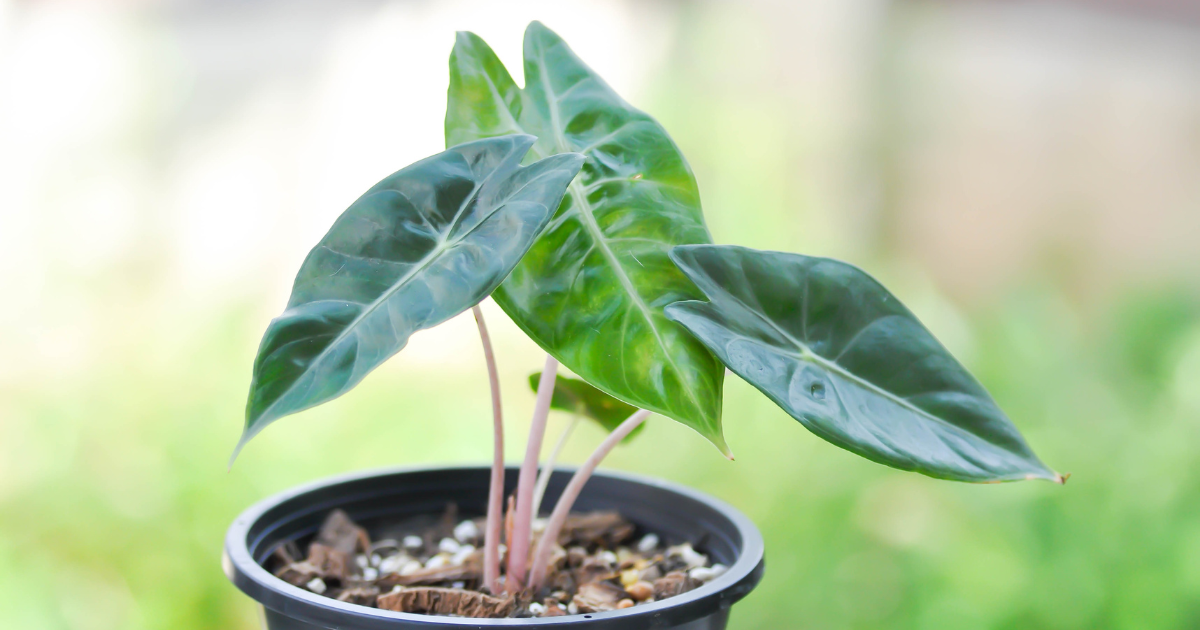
<box><xmin>268</xmin><ymin>505</ymin><xmax>727</xmax><ymax>619</ymax></box>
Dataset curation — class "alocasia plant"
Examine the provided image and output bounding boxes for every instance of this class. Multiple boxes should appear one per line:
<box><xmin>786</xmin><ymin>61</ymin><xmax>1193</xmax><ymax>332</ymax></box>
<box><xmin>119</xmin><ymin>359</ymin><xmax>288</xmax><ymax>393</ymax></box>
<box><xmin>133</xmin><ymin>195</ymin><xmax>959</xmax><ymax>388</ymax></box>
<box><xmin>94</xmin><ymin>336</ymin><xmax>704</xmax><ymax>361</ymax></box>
<box><xmin>233</xmin><ymin>20</ymin><xmax>1062</xmax><ymax>604</ymax></box>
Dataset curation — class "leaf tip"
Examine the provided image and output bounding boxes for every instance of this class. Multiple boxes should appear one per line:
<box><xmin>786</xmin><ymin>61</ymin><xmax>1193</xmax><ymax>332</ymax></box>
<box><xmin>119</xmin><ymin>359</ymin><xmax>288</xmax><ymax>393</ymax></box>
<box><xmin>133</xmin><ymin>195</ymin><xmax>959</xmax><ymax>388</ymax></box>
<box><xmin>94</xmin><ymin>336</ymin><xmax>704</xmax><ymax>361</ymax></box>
<box><xmin>709</xmin><ymin>432</ymin><xmax>735</xmax><ymax>461</ymax></box>
<box><xmin>1023</xmin><ymin>470</ymin><xmax>1069</xmax><ymax>484</ymax></box>
<box><xmin>453</xmin><ymin>30</ymin><xmax>480</xmax><ymax>46</ymax></box>
<box><xmin>227</xmin><ymin>438</ymin><xmax>247</xmax><ymax>471</ymax></box>
<box><xmin>228</xmin><ymin>419</ymin><xmax>263</xmax><ymax>471</ymax></box>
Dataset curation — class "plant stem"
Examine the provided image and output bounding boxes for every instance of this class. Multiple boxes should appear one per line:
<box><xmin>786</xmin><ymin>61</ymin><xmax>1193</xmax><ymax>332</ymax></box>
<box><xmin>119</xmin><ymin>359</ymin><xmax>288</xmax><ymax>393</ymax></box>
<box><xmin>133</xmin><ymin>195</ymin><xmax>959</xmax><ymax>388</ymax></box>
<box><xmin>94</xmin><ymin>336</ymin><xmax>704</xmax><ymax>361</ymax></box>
<box><xmin>528</xmin><ymin>408</ymin><xmax>651</xmax><ymax>590</ymax></box>
<box><xmin>507</xmin><ymin>354</ymin><xmax>558</xmax><ymax>591</ymax></box>
<box><xmin>471</xmin><ymin>305</ymin><xmax>504</xmax><ymax>595</ymax></box>
<box><xmin>532</xmin><ymin>414</ymin><xmax>580</xmax><ymax>517</ymax></box>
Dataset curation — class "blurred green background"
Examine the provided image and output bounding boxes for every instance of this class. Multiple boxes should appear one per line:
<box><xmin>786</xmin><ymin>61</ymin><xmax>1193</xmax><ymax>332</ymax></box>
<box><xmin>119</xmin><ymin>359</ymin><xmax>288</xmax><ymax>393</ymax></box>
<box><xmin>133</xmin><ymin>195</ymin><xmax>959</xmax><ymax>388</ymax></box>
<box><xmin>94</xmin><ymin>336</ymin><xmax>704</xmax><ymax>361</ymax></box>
<box><xmin>2</xmin><ymin>0</ymin><xmax>1199</xmax><ymax>628</ymax></box>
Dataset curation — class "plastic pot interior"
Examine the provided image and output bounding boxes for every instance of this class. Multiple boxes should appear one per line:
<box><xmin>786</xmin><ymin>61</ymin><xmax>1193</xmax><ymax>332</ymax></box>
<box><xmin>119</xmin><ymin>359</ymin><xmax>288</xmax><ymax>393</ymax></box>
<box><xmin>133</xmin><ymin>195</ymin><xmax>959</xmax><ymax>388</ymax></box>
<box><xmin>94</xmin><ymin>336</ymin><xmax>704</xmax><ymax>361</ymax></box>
<box><xmin>225</xmin><ymin>466</ymin><xmax>764</xmax><ymax>629</ymax></box>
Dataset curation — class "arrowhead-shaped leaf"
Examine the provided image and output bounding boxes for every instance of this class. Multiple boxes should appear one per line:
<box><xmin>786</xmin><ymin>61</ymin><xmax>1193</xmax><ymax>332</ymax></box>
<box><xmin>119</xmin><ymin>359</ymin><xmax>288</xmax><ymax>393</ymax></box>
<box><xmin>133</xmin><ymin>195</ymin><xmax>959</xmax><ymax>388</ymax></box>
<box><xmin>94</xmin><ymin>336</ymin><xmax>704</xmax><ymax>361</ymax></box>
<box><xmin>664</xmin><ymin>245</ymin><xmax>1061</xmax><ymax>483</ymax></box>
<box><xmin>446</xmin><ymin>23</ymin><xmax>727</xmax><ymax>453</ymax></box>
<box><xmin>235</xmin><ymin>135</ymin><xmax>584</xmax><ymax>461</ymax></box>
<box><xmin>527</xmin><ymin>372</ymin><xmax>644</xmax><ymax>442</ymax></box>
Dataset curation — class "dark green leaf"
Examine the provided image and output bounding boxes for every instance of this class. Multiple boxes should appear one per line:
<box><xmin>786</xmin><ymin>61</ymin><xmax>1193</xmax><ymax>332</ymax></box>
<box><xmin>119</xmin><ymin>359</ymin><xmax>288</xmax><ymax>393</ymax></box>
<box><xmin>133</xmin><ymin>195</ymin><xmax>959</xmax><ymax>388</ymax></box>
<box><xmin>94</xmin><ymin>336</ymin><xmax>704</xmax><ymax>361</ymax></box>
<box><xmin>446</xmin><ymin>23</ymin><xmax>727</xmax><ymax>453</ymax></box>
<box><xmin>234</xmin><ymin>135</ymin><xmax>583</xmax><ymax>461</ymax></box>
<box><xmin>665</xmin><ymin>245</ymin><xmax>1061</xmax><ymax>483</ymax></box>
<box><xmin>527</xmin><ymin>371</ymin><xmax>644</xmax><ymax>442</ymax></box>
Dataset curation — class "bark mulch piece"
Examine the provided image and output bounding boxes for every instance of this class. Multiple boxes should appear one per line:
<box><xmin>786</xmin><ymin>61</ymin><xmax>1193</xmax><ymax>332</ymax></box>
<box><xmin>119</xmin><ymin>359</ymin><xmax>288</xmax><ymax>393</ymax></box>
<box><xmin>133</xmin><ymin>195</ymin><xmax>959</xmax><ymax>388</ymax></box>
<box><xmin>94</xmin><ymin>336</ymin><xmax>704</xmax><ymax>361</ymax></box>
<box><xmin>653</xmin><ymin>571</ymin><xmax>702</xmax><ymax>600</ymax></box>
<box><xmin>572</xmin><ymin>581</ymin><xmax>628</xmax><ymax>613</ymax></box>
<box><xmin>273</xmin><ymin>509</ymin><xmax>370</xmax><ymax>586</ymax></box>
<box><xmin>270</xmin><ymin>540</ymin><xmax>302</xmax><ymax>566</ymax></box>
<box><xmin>306</xmin><ymin>543</ymin><xmax>356</xmax><ymax>581</ymax></box>
<box><xmin>559</xmin><ymin>511</ymin><xmax>636</xmax><ymax>547</ymax></box>
<box><xmin>315</xmin><ymin>509</ymin><xmax>371</xmax><ymax>555</ymax></box>
<box><xmin>378</xmin><ymin>586</ymin><xmax>515</xmax><ymax>618</ymax></box>
<box><xmin>542</xmin><ymin>598</ymin><xmax>568</xmax><ymax>616</ymax></box>
<box><xmin>336</xmin><ymin>586</ymin><xmax>380</xmax><ymax>606</ymax></box>
<box><xmin>376</xmin><ymin>562</ymin><xmax>482</xmax><ymax>588</ymax></box>
<box><xmin>274</xmin><ymin>561</ymin><xmax>320</xmax><ymax>588</ymax></box>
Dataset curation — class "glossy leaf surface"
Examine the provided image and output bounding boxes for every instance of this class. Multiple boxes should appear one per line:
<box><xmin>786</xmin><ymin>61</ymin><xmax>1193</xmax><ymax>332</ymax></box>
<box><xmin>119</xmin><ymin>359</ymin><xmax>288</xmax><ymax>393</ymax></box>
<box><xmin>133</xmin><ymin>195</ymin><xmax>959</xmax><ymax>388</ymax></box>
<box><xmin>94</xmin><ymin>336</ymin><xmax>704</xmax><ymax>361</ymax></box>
<box><xmin>527</xmin><ymin>371</ymin><xmax>643</xmax><ymax>442</ymax></box>
<box><xmin>236</xmin><ymin>136</ymin><xmax>583</xmax><ymax>459</ymax></box>
<box><xmin>665</xmin><ymin>245</ymin><xmax>1060</xmax><ymax>483</ymax></box>
<box><xmin>446</xmin><ymin>22</ymin><xmax>726</xmax><ymax>453</ymax></box>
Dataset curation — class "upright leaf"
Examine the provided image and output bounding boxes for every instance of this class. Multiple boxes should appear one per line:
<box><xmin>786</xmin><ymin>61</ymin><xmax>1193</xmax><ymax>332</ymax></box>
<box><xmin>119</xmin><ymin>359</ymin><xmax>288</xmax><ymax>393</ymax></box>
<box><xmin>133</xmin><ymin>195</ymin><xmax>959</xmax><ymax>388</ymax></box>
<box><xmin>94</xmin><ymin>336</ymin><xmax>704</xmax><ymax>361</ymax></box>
<box><xmin>235</xmin><ymin>135</ymin><xmax>584</xmax><ymax>460</ymax></box>
<box><xmin>665</xmin><ymin>245</ymin><xmax>1061</xmax><ymax>483</ymax></box>
<box><xmin>446</xmin><ymin>23</ymin><xmax>727</xmax><ymax>453</ymax></box>
<box><xmin>527</xmin><ymin>372</ymin><xmax>644</xmax><ymax>442</ymax></box>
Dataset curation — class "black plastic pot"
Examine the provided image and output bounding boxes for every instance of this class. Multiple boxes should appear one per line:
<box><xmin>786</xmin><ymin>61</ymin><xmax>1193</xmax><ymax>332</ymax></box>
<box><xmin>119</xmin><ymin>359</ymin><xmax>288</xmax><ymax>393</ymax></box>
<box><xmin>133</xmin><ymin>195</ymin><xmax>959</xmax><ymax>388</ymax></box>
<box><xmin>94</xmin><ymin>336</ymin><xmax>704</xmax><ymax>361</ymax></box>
<box><xmin>224</xmin><ymin>466</ymin><xmax>764</xmax><ymax>629</ymax></box>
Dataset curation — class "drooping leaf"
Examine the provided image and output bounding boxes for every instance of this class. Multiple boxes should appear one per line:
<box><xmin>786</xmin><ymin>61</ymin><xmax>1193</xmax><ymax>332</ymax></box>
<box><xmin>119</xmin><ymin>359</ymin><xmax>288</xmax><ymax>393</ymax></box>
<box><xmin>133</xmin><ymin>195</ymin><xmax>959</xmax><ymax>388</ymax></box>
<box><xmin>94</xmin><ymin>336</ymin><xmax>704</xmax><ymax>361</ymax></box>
<box><xmin>234</xmin><ymin>135</ymin><xmax>584</xmax><ymax>461</ymax></box>
<box><xmin>664</xmin><ymin>245</ymin><xmax>1061</xmax><ymax>483</ymax></box>
<box><xmin>446</xmin><ymin>22</ymin><xmax>727</xmax><ymax>453</ymax></box>
<box><xmin>527</xmin><ymin>371</ymin><xmax>644</xmax><ymax>442</ymax></box>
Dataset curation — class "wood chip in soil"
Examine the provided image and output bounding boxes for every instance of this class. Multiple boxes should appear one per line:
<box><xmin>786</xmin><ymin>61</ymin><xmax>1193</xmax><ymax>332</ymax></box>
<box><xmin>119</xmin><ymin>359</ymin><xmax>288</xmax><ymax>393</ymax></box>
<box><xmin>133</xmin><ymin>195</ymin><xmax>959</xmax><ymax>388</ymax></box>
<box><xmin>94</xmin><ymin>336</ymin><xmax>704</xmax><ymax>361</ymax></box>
<box><xmin>572</xmin><ymin>581</ymin><xmax>628</xmax><ymax>613</ymax></box>
<box><xmin>559</xmin><ymin>511</ymin><xmax>635</xmax><ymax>547</ymax></box>
<box><xmin>378</xmin><ymin>586</ymin><xmax>514</xmax><ymax>618</ymax></box>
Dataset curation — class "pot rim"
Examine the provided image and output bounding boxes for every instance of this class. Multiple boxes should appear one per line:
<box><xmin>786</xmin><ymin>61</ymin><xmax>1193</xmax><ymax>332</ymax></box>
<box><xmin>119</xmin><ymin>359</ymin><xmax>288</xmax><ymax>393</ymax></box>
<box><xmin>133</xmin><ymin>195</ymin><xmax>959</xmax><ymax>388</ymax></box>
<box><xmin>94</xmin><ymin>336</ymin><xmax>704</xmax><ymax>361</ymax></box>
<box><xmin>224</xmin><ymin>464</ymin><xmax>764</xmax><ymax>628</ymax></box>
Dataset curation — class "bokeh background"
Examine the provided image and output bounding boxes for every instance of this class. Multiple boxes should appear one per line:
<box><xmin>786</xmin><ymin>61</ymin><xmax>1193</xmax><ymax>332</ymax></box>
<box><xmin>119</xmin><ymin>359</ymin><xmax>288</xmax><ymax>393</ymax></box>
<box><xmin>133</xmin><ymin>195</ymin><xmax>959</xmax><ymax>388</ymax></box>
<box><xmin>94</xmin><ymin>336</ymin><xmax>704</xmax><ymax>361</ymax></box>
<box><xmin>2</xmin><ymin>0</ymin><xmax>1199</xmax><ymax>628</ymax></box>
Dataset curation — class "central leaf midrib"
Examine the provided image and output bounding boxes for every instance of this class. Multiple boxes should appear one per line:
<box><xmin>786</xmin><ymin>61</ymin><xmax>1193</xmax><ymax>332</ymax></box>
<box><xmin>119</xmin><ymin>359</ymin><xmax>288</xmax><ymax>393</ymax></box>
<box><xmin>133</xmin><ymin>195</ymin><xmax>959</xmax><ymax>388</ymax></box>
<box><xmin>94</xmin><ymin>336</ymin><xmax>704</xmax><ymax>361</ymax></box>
<box><xmin>718</xmin><ymin>288</ymin><xmax>1005</xmax><ymax>447</ymax></box>
<box><xmin>472</xmin><ymin>41</ymin><xmax>709</xmax><ymax>422</ymax></box>
<box><xmin>530</xmin><ymin>50</ymin><xmax>707</xmax><ymax>421</ymax></box>
<box><xmin>257</xmin><ymin>152</ymin><xmax>538</xmax><ymax>423</ymax></box>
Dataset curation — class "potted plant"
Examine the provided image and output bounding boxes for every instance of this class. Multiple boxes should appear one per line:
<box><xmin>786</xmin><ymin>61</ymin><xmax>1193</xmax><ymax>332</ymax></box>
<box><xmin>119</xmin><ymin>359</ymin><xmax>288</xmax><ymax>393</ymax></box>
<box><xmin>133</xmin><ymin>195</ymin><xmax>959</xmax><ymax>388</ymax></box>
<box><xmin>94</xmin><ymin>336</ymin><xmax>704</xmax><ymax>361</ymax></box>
<box><xmin>224</xmin><ymin>21</ymin><xmax>1064</xmax><ymax>629</ymax></box>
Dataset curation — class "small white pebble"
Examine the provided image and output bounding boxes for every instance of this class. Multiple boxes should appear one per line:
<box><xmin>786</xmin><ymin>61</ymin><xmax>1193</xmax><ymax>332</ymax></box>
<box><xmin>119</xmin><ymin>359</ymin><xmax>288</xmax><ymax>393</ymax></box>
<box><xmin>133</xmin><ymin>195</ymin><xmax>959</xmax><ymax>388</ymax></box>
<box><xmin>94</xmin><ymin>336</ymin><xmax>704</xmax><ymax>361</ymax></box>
<box><xmin>399</xmin><ymin>560</ymin><xmax>422</xmax><ymax>576</ymax></box>
<box><xmin>636</xmin><ymin>533</ymin><xmax>659</xmax><ymax>553</ymax></box>
<box><xmin>668</xmin><ymin>543</ymin><xmax>708</xmax><ymax>569</ymax></box>
<box><xmin>532</xmin><ymin>518</ymin><xmax>547</xmax><ymax>533</ymax></box>
<box><xmin>362</xmin><ymin>567</ymin><xmax>379</xmax><ymax>581</ymax></box>
<box><xmin>688</xmin><ymin>563</ymin><xmax>728</xmax><ymax>582</ymax></box>
<box><xmin>453</xmin><ymin>520</ymin><xmax>479</xmax><ymax>542</ymax></box>
<box><xmin>688</xmin><ymin>567</ymin><xmax>715</xmax><ymax>582</ymax></box>
<box><xmin>403</xmin><ymin>535</ymin><xmax>423</xmax><ymax>550</ymax></box>
<box><xmin>600</xmin><ymin>550</ymin><xmax>618</xmax><ymax>565</ymax></box>
<box><xmin>378</xmin><ymin>555</ymin><xmax>407</xmax><ymax>575</ymax></box>
<box><xmin>355</xmin><ymin>555</ymin><xmax>368</xmax><ymax>569</ymax></box>
<box><xmin>529</xmin><ymin>602</ymin><xmax>546</xmax><ymax>615</ymax></box>
<box><xmin>370</xmin><ymin>553</ymin><xmax>382</xmax><ymax>567</ymax></box>
<box><xmin>567</xmin><ymin>602</ymin><xmax>579</xmax><ymax>615</ymax></box>
<box><xmin>438</xmin><ymin>537</ymin><xmax>461</xmax><ymax>554</ymax></box>
<box><xmin>451</xmin><ymin>581</ymin><xmax>465</xmax><ymax>589</ymax></box>
<box><xmin>451</xmin><ymin>544</ymin><xmax>476</xmax><ymax>566</ymax></box>
<box><xmin>498</xmin><ymin>544</ymin><xmax>507</xmax><ymax>555</ymax></box>
<box><xmin>426</xmin><ymin>554</ymin><xmax>450</xmax><ymax>569</ymax></box>
<box><xmin>305</xmin><ymin>577</ymin><xmax>326</xmax><ymax>594</ymax></box>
